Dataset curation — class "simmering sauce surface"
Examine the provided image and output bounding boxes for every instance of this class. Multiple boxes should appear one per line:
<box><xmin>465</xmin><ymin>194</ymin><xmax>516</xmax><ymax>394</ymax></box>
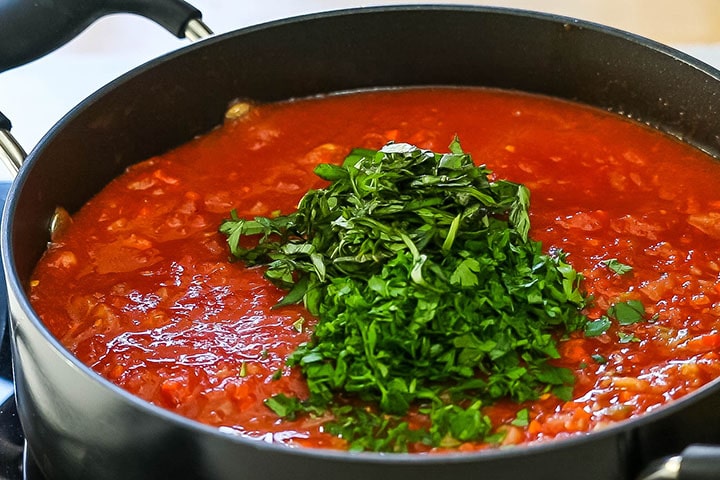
<box><xmin>29</xmin><ymin>88</ymin><xmax>720</xmax><ymax>450</ymax></box>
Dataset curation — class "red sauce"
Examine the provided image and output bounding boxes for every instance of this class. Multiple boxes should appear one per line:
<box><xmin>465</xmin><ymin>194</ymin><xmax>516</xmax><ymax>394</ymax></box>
<box><xmin>29</xmin><ymin>87</ymin><xmax>720</xmax><ymax>450</ymax></box>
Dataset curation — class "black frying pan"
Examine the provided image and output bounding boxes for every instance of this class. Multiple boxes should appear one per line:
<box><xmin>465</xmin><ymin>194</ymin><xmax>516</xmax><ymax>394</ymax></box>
<box><xmin>2</xmin><ymin>4</ymin><xmax>720</xmax><ymax>479</ymax></box>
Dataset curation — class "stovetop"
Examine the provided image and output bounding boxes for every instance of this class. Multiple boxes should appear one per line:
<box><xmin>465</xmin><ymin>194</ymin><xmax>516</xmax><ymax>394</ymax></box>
<box><xmin>0</xmin><ymin>396</ymin><xmax>45</xmax><ymax>480</ymax></box>
<box><xmin>0</xmin><ymin>340</ymin><xmax>45</xmax><ymax>480</ymax></box>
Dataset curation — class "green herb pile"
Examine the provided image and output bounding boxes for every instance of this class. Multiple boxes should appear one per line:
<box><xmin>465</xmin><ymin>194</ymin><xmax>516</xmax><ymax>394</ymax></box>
<box><xmin>220</xmin><ymin>139</ymin><xmax>588</xmax><ymax>451</ymax></box>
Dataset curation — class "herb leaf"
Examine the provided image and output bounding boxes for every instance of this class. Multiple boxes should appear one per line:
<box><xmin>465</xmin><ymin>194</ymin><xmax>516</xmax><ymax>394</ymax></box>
<box><xmin>591</xmin><ymin>353</ymin><xmax>607</xmax><ymax>364</ymax></box>
<box><xmin>601</xmin><ymin>258</ymin><xmax>633</xmax><ymax>275</ymax></box>
<box><xmin>608</xmin><ymin>300</ymin><xmax>645</xmax><ymax>325</ymax></box>
<box><xmin>511</xmin><ymin>408</ymin><xmax>530</xmax><ymax>427</ymax></box>
<box><xmin>617</xmin><ymin>331</ymin><xmax>641</xmax><ymax>344</ymax></box>
<box><xmin>584</xmin><ymin>316</ymin><xmax>612</xmax><ymax>337</ymax></box>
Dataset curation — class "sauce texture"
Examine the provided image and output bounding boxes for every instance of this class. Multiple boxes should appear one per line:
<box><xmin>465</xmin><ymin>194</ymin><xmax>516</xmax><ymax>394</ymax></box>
<box><xmin>29</xmin><ymin>88</ymin><xmax>720</xmax><ymax>450</ymax></box>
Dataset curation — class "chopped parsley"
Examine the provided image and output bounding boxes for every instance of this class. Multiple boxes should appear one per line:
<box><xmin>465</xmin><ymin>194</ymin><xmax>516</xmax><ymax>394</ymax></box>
<box><xmin>292</xmin><ymin>317</ymin><xmax>305</xmax><ymax>333</ymax></box>
<box><xmin>511</xmin><ymin>408</ymin><xmax>530</xmax><ymax>427</ymax></box>
<box><xmin>608</xmin><ymin>299</ymin><xmax>645</xmax><ymax>325</ymax></box>
<box><xmin>617</xmin><ymin>332</ymin><xmax>641</xmax><ymax>344</ymax></box>
<box><xmin>220</xmin><ymin>139</ymin><xmax>589</xmax><ymax>451</ymax></box>
<box><xmin>591</xmin><ymin>353</ymin><xmax>607</xmax><ymax>364</ymax></box>
<box><xmin>586</xmin><ymin>301</ymin><xmax>651</xmax><ymax>364</ymax></box>
<box><xmin>584</xmin><ymin>316</ymin><xmax>612</xmax><ymax>337</ymax></box>
<box><xmin>601</xmin><ymin>258</ymin><xmax>633</xmax><ymax>276</ymax></box>
<box><xmin>584</xmin><ymin>299</ymin><xmax>649</xmax><ymax>339</ymax></box>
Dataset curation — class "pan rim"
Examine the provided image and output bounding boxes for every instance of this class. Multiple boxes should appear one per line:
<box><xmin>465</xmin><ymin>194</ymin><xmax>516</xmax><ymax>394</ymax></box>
<box><xmin>3</xmin><ymin>3</ymin><xmax>720</xmax><ymax>466</ymax></box>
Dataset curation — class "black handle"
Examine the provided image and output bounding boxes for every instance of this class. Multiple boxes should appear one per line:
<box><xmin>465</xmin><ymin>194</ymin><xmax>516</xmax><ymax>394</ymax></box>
<box><xmin>0</xmin><ymin>0</ymin><xmax>202</xmax><ymax>73</ymax></box>
<box><xmin>0</xmin><ymin>112</ymin><xmax>10</xmax><ymax>132</ymax></box>
<box><xmin>678</xmin><ymin>445</ymin><xmax>720</xmax><ymax>480</ymax></box>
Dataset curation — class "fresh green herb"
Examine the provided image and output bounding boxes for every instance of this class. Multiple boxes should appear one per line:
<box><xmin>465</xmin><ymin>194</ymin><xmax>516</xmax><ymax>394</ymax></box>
<box><xmin>325</xmin><ymin>404</ymin><xmax>424</xmax><ymax>452</ymax></box>
<box><xmin>591</xmin><ymin>354</ymin><xmax>607</xmax><ymax>364</ymax></box>
<box><xmin>608</xmin><ymin>300</ymin><xmax>645</xmax><ymax>325</ymax></box>
<box><xmin>601</xmin><ymin>258</ymin><xmax>633</xmax><ymax>275</ymax></box>
<box><xmin>584</xmin><ymin>316</ymin><xmax>612</xmax><ymax>337</ymax></box>
<box><xmin>292</xmin><ymin>316</ymin><xmax>305</xmax><ymax>333</ymax></box>
<box><xmin>583</xmin><ymin>300</ymin><xmax>649</xmax><ymax>340</ymax></box>
<box><xmin>220</xmin><ymin>139</ymin><xmax>588</xmax><ymax>451</ymax></box>
<box><xmin>617</xmin><ymin>332</ymin><xmax>641</xmax><ymax>344</ymax></box>
<box><xmin>511</xmin><ymin>408</ymin><xmax>530</xmax><ymax>427</ymax></box>
<box><xmin>264</xmin><ymin>393</ymin><xmax>303</xmax><ymax>419</ymax></box>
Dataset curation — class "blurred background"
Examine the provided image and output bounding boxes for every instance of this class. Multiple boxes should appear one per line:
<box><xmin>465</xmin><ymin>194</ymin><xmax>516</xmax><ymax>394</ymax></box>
<box><xmin>1</xmin><ymin>0</ymin><xmax>719</xmax><ymax>181</ymax></box>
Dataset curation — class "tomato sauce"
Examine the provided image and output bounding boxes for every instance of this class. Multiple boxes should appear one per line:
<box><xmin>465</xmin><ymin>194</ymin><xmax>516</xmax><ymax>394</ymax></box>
<box><xmin>28</xmin><ymin>87</ymin><xmax>720</xmax><ymax>450</ymax></box>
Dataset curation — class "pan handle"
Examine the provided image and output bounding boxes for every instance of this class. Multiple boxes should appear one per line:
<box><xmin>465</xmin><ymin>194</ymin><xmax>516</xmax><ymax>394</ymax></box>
<box><xmin>637</xmin><ymin>445</ymin><xmax>720</xmax><ymax>480</ymax></box>
<box><xmin>0</xmin><ymin>0</ymin><xmax>211</xmax><ymax>73</ymax></box>
<box><xmin>0</xmin><ymin>115</ymin><xmax>26</xmax><ymax>176</ymax></box>
<box><xmin>0</xmin><ymin>0</ymin><xmax>212</xmax><ymax>177</ymax></box>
